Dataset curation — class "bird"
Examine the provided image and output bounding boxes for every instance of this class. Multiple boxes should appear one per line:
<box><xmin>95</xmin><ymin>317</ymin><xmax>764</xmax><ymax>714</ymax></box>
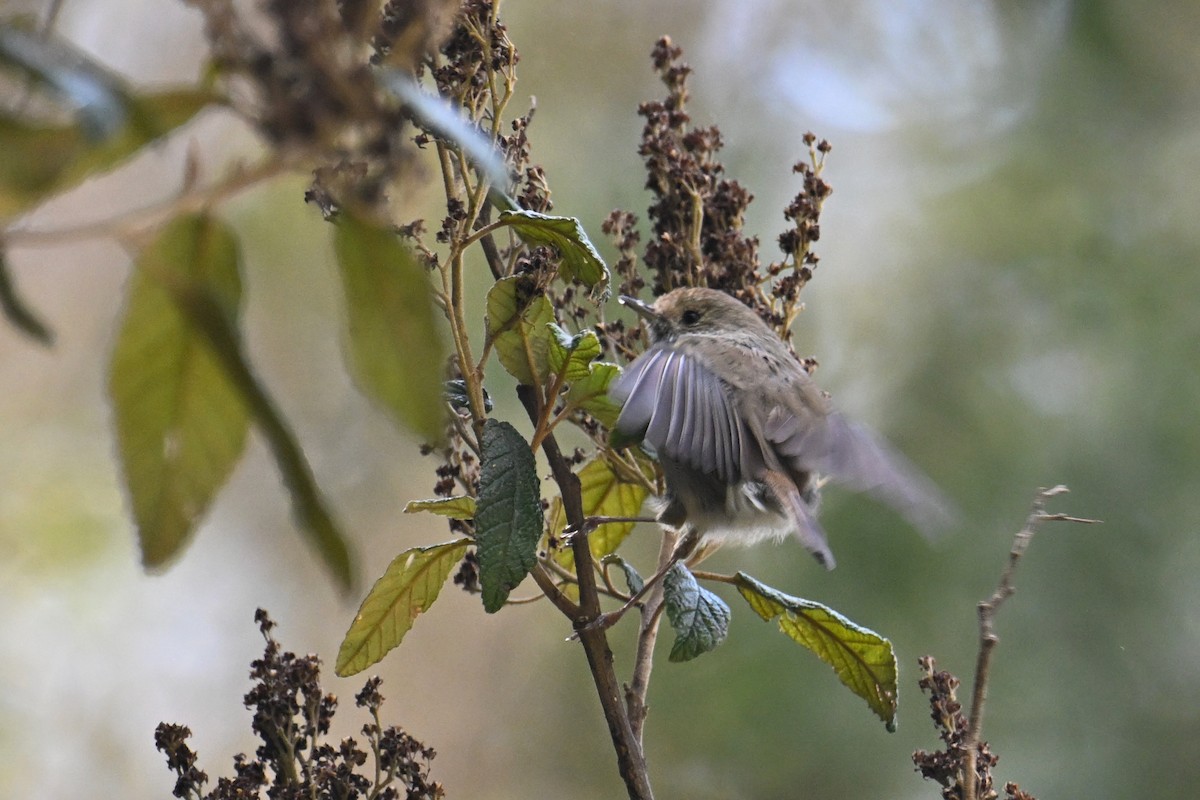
<box><xmin>609</xmin><ymin>287</ymin><xmax>954</xmax><ymax>572</ymax></box>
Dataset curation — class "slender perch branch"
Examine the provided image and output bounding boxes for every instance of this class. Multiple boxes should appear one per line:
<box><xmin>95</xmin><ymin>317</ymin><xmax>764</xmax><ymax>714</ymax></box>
<box><xmin>516</xmin><ymin>386</ymin><xmax>654</xmax><ymax>800</ymax></box>
<box><xmin>961</xmin><ymin>485</ymin><xmax>1100</xmax><ymax>800</ymax></box>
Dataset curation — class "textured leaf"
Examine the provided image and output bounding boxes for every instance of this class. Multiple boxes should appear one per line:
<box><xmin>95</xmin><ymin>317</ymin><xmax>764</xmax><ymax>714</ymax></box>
<box><xmin>404</xmin><ymin>496</ymin><xmax>477</xmax><ymax>520</ymax></box>
<box><xmin>135</xmin><ymin>215</ymin><xmax>354</xmax><ymax>590</ymax></box>
<box><xmin>0</xmin><ymin>88</ymin><xmax>216</xmax><ymax>217</ymax></box>
<box><xmin>498</xmin><ymin>209</ymin><xmax>610</xmax><ymax>291</ymax></box>
<box><xmin>565</xmin><ymin>361</ymin><xmax>622</xmax><ymax>427</ymax></box>
<box><xmin>549</xmin><ymin>456</ymin><xmax>649</xmax><ymax>570</ymax></box>
<box><xmin>335</xmin><ymin>539</ymin><xmax>470</xmax><ymax>676</ymax></box>
<box><xmin>663</xmin><ymin>564</ymin><xmax>731</xmax><ymax>662</ymax></box>
<box><xmin>109</xmin><ymin>214</ymin><xmax>249</xmax><ymax>568</ymax></box>
<box><xmin>476</xmin><ymin>419</ymin><xmax>543</xmax><ymax>612</ymax></box>
<box><xmin>601</xmin><ymin>554</ymin><xmax>645</xmax><ymax>595</ymax></box>
<box><xmin>0</xmin><ymin>248</ymin><xmax>53</xmax><ymax>344</ymax></box>
<box><xmin>485</xmin><ymin>276</ymin><xmax>554</xmax><ymax>385</ymax></box>
<box><xmin>335</xmin><ymin>213</ymin><xmax>446</xmax><ymax>443</ymax></box>
<box><xmin>546</xmin><ymin>322</ymin><xmax>602</xmax><ymax>382</ymax></box>
<box><xmin>735</xmin><ymin>572</ymin><xmax>899</xmax><ymax>729</ymax></box>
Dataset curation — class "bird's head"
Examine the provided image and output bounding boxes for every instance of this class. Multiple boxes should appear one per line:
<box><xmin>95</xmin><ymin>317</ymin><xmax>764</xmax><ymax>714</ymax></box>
<box><xmin>619</xmin><ymin>288</ymin><xmax>768</xmax><ymax>343</ymax></box>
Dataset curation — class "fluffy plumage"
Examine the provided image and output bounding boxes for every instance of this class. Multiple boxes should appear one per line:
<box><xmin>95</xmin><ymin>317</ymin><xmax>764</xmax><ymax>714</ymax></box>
<box><xmin>611</xmin><ymin>287</ymin><xmax>953</xmax><ymax>569</ymax></box>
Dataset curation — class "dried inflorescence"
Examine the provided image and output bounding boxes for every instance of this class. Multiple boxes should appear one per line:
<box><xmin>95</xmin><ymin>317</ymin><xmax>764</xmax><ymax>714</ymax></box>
<box><xmin>637</xmin><ymin>37</ymin><xmax>761</xmax><ymax>302</ymax></box>
<box><xmin>156</xmin><ymin>610</ymin><xmax>443</xmax><ymax>800</ymax></box>
<box><xmin>605</xmin><ymin>36</ymin><xmax>833</xmax><ymax>363</ymax></box>
<box><xmin>186</xmin><ymin>0</ymin><xmax>424</xmax><ymax>214</ymax></box>
<box><xmin>912</xmin><ymin>656</ymin><xmax>1037</xmax><ymax>800</ymax></box>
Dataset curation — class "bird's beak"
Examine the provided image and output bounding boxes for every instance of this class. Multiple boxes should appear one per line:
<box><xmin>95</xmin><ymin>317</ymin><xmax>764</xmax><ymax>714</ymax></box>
<box><xmin>619</xmin><ymin>295</ymin><xmax>660</xmax><ymax>323</ymax></box>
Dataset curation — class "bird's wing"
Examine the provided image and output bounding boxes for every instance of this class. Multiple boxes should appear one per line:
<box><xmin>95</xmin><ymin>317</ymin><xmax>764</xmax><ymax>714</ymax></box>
<box><xmin>610</xmin><ymin>344</ymin><xmax>748</xmax><ymax>482</ymax></box>
<box><xmin>765</xmin><ymin>402</ymin><xmax>956</xmax><ymax>537</ymax></box>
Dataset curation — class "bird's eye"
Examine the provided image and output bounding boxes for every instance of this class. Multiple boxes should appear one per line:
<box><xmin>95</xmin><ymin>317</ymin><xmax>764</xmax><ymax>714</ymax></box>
<box><xmin>680</xmin><ymin>309</ymin><xmax>702</xmax><ymax>325</ymax></box>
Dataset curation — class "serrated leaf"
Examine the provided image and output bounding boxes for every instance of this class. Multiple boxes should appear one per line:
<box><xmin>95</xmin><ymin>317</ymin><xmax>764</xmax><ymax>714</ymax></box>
<box><xmin>549</xmin><ymin>456</ymin><xmax>649</xmax><ymax>571</ymax></box>
<box><xmin>663</xmin><ymin>563</ymin><xmax>730</xmax><ymax>662</ymax></box>
<box><xmin>735</xmin><ymin>572</ymin><xmax>899</xmax><ymax>729</ymax></box>
<box><xmin>546</xmin><ymin>322</ymin><xmax>602</xmax><ymax>382</ymax></box>
<box><xmin>335</xmin><ymin>212</ymin><xmax>446</xmax><ymax>443</ymax></box>
<box><xmin>109</xmin><ymin>214</ymin><xmax>250</xmax><ymax>569</ymax></box>
<box><xmin>498</xmin><ymin>209</ymin><xmax>610</xmax><ymax>292</ymax></box>
<box><xmin>0</xmin><ymin>87</ymin><xmax>216</xmax><ymax>218</ymax></box>
<box><xmin>0</xmin><ymin>248</ymin><xmax>53</xmax><ymax>344</ymax></box>
<box><xmin>137</xmin><ymin>215</ymin><xmax>354</xmax><ymax>590</ymax></box>
<box><xmin>404</xmin><ymin>496</ymin><xmax>477</xmax><ymax>520</ymax></box>
<box><xmin>335</xmin><ymin>538</ymin><xmax>470</xmax><ymax>676</ymax></box>
<box><xmin>476</xmin><ymin>419</ymin><xmax>543</xmax><ymax>613</ymax></box>
<box><xmin>485</xmin><ymin>276</ymin><xmax>554</xmax><ymax>385</ymax></box>
<box><xmin>565</xmin><ymin>361</ymin><xmax>622</xmax><ymax>427</ymax></box>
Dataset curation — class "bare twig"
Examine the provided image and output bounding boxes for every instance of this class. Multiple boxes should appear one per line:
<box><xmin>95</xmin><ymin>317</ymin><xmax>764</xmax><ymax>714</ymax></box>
<box><xmin>4</xmin><ymin>156</ymin><xmax>294</xmax><ymax>247</ymax></box>
<box><xmin>961</xmin><ymin>485</ymin><xmax>1100</xmax><ymax>800</ymax></box>
<box><xmin>625</xmin><ymin>530</ymin><xmax>676</xmax><ymax>743</ymax></box>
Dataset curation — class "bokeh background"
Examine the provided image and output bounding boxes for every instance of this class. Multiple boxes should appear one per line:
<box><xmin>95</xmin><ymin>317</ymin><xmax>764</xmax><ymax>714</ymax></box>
<box><xmin>3</xmin><ymin>0</ymin><xmax>1198</xmax><ymax>797</ymax></box>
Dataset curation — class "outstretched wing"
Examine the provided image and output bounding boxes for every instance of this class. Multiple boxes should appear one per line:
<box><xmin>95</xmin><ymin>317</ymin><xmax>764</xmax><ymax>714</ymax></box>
<box><xmin>764</xmin><ymin>404</ymin><xmax>956</xmax><ymax>537</ymax></box>
<box><xmin>610</xmin><ymin>345</ymin><xmax>748</xmax><ymax>483</ymax></box>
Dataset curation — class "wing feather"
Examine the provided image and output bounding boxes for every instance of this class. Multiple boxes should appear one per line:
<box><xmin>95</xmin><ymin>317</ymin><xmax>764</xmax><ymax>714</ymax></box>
<box><xmin>767</xmin><ymin>405</ymin><xmax>955</xmax><ymax>537</ymax></box>
<box><xmin>612</xmin><ymin>344</ymin><xmax>745</xmax><ymax>482</ymax></box>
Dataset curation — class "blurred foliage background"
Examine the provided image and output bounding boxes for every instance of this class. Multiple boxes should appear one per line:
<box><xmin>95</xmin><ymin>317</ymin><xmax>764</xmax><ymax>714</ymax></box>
<box><xmin>2</xmin><ymin>0</ymin><xmax>1198</xmax><ymax>797</ymax></box>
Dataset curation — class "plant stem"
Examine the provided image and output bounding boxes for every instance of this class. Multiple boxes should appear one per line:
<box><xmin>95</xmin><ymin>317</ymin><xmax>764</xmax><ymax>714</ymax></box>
<box><xmin>517</xmin><ymin>385</ymin><xmax>654</xmax><ymax>800</ymax></box>
<box><xmin>626</xmin><ymin>531</ymin><xmax>675</xmax><ymax>743</ymax></box>
<box><xmin>961</xmin><ymin>485</ymin><xmax>1099</xmax><ymax>800</ymax></box>
<box><xmin>4</xmin><ymin>155</ymin><xmax>293</xmax><ymax>247</ymax></box>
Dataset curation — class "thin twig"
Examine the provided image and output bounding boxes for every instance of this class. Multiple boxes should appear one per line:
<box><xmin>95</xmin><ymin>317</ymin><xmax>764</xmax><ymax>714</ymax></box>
<box><xmin>961</xmin><ymin>485</ymin><xmax>1100</xmax><ymax>800</ymax></box>
<box><xmin>4</xmin><ymin>156</ymin><xmax>294</xmax><ymax>247</ymax></box>
<box><xmin>626</xmin><ymin>530</ymin><xmax>677</xmax><ymax>744</ymax></box>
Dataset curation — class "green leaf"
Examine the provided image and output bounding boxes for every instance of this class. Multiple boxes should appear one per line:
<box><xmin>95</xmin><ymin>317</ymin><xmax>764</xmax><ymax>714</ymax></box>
<box><xmin>565</xmin><ymin>361</ymin><xmax>623</xmax><ymax>427</ymax></box>
<box><xmin>549</xmin><ymin>456</ymin><xmax>649</xmax><ymax>570</ymax></box>
<box><xmin>0</xmin><ymin>88</ymin><xmax>217</xmax><ymax>218</ymax></box>
<box><xmin>663</xmin><ymin>564</ymin><xmax>731</xmax><ymax>662</ymax></box>
<box><xmin>109</xmin><ymin>214</ymin><xmax>250</xmax><ymax>569</ymax></box>
<box><xmin>476</xmin><ymin>419</ymin><xmax>543</xmax><ymax>613</ymax></box>
<box><xmin>135</xmin><ymin>214</ymin><xmax>355</xmax><ymax>590</ymax></box>
<box><xmin>601</xmin><ymin>554</ymin><xmax>644</xmax><ymax>595</ymax></box>
<box><xmin>335</xmin><ymin>538</ymin><xmax>470</xmax><ymax>676</ymax></box>
<box><xmin>485</xmin><ymin>276</ymin><xmax>554</xmax><ymax>385</ymax></box>
<box><xmin>0</xmin><ymin>248</ymin><xmax>53</xmax><ymax>344</ymax></box>
<box><xmin>498</xmin><ymin>209</ymin><xmax>610</xmax><ymax>292</ymax></box>
<box><xmin>734</xmin><ymin>572</ymin><xmax>899</xmax><ymax>729</ymax></box>
<box><xmin>67</xmin><ymin>88</ymin><xmax>217</xmax><ymax>183</ymax></box>
<box><xmin>404</xmin><ymin>496</ymin><xmax>477</xmax><ymax>520</ymax></box>
<box><xmin>334</xmin><ymin>212</ymin><xmax>446</xmax><ymax>443</ymax></box>
<box><xmin>546</xmin><ymin>322</ymin><xmax>602</xmax><ymax>382</ymax></box>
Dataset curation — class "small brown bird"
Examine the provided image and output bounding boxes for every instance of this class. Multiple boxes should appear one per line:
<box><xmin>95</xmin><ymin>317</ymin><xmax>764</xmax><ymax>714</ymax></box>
<box><xmin>611</xmin><ymin>287</ymin><xmax>954</xmax><ymax>570</ymax></box>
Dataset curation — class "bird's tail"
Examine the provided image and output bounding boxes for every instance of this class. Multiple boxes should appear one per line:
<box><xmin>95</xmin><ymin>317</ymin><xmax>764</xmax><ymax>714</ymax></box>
<box><xmin>761</xmin><ymin>469</ymin><xmax>836</xmax><ymax>570</ymax></box>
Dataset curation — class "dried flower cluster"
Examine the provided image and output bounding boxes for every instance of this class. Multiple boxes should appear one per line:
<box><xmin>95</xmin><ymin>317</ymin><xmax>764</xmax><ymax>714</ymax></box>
<box><xmin>912</xmin><ymin>656</ymin><xmax>1037</xmax><ymax>800</ymax></box>
<box><xmin>185</xmin><ymin>0</ymin><xmax>421</xmax><ymax>213</ymax></box>
<box><xmin>601</xmin><ymin>36</ymin><xmax>833</xmax><ymax>365</ymax></box>
<box><xmin>156</xmin><ymin>610</ymin><xmax>443</xmax><ymax>800</ymax></box>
